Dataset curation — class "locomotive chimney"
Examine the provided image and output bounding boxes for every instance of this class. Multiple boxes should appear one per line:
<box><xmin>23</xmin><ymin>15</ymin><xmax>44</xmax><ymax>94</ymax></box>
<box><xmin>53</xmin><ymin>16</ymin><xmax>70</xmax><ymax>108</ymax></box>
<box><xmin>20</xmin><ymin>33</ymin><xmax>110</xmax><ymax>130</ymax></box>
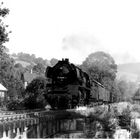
<box><xmin>65</xmin><ymin>58</ymin><xmax>69</xmax><ymax>63</ymax></box>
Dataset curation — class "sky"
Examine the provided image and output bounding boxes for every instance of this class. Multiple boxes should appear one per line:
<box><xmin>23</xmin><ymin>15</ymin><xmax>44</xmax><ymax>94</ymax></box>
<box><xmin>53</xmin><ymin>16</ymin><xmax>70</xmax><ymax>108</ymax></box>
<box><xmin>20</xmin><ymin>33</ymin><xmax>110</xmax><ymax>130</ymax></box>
<box><xmin>2</xmin><ymin>0</ymin><xmax>140</xmax><ymax>64</ymax></box>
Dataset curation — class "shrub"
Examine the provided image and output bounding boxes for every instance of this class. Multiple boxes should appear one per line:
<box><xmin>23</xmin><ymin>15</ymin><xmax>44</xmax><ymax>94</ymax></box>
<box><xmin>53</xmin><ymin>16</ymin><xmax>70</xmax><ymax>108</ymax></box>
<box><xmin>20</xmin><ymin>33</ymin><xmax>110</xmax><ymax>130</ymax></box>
<box><xmin>23</xmin><ymin>94</ymin><xmax>47</xmax><ymax>109</ymax></box>
<box><xmin>102</xmin><ymin>111</ymin><xmax>119</xmax><ymax>138</ymax></box>
<box><xmin>86</xmin><ymin>105</ymin><xmax>120</xmax><ymax>138</ymax></box>
<box><xmin>131</xmin><ymin>121</ymin><xmax>140</xmax><ymax>138</ymax></box>
<box><xmin>94</xmin><ymin>106</ymin><xmax>106</xmax><ymax>116</ymax></box>
<box><xmin>24</xmin><ymin>76</ymin><xmax>48</xmax><ymax>109</ymax></box>
<box><xmin>6</xmin><ymin>99</ymin><xmax>25</xmax><ymax>111</ymax></box>
<box><xmin>132</xmin><ymin>104</ymin><xmax>140</xmax><ymax>113</ymax></box>
<box><xmin>118</xmin><ymin>105</ymin><xmax>132</xmax><ymax>130</ymax></box>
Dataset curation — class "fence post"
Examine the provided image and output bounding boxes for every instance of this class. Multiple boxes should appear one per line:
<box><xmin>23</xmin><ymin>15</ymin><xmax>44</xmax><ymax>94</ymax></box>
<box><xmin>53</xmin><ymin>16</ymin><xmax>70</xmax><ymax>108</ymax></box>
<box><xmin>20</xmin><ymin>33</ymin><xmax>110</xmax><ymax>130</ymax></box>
<box><xmin>37</xmin><ymin>123</ymin><xmax>40</xmax><ymax>138</ymax></box>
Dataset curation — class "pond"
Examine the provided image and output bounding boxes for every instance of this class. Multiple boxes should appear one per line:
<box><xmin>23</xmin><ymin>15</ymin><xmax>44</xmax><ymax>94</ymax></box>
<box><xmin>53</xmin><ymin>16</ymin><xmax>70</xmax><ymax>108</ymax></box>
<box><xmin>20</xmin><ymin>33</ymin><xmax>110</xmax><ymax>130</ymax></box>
<box><xmin>49</xmin><ymin>118</ymin><xmax>126</xmax><ymax>138</ymax></box>
<box><xmin>0</xmin><ymin>106</ymin><xmax>133</xmax><ymax>139</ymax></box>
<box><xmin>24</xmin><ymin>117</ymin><xmax>103</xmax><ymax>138</ymax></box>
<box><xmin>52</xmin><ymin>118</ymin><xmax>131</xmax><ymax>139</ymax></box>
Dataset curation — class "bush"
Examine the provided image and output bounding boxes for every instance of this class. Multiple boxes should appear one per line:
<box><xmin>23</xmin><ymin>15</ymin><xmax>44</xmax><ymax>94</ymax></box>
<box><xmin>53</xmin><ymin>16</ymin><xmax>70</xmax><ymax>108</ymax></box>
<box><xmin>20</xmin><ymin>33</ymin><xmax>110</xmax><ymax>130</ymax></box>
<box><xmin>24</xmin><ymin>76</ymin><xmax>48</xmax><ymax>109</ymax></box>
<box><xmin>87</xmin><ymin>105</ymin><xmax>120</xmax><ymax>138</ymax></box>
<box><xmin>23</xmin><ymin>96</ymin><xmax>37</xmax><ymax>109</ymax></box>
<box><xmin>23</xmin><ymin>94</ymin><xmax>47</xmax><ymax>109</ymax></box>
<box><xmin>102</xmin><ymin>111</ymin><xmax>119</xmax><ymax>138</ymax></box>
<box><xmin>131</xmin><ymin>121</ymin><xmax>140</xmax><ymax>138</ymax></box>
<box><xmin>132</xmin><ymin>104</ymin><xmax>140</xmax><ymax>113</ymax></box>
<box><xmin>6</xmin><ymin>99</ymin><xmax>25</xmax><ymax>111</ymax></box>
<box><xmin>118</xmin><ymin>105</ymin><xmax>132</xmax><ymax>130</ymax></box>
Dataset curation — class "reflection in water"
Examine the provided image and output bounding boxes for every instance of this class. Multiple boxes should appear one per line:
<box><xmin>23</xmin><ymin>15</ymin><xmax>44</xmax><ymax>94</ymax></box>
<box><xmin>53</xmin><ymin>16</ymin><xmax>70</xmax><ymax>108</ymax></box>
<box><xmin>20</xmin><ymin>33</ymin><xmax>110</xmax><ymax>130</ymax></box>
<box><xmin>25</xmin><ymin>118</ymin><xmax>86</xmax><ymax>138</ymax></box>
<box><xmin>53</xmin><ymin>118</ymin><xmax>107</xmax><ymax>138</ymax></box>
<box><xmin>53</xmin><ymin>119</ymin><xmax>85</xmax><ymax>138</ymax></box>
<box><xmin>0</xmin><ymin>117</ymin><xmax>131</xmax><ymax>138</ymax></box>
<box><xmin>52</xmin><ymin>118</ymin><xmax>131</xmax><ymax>139</ymax></box>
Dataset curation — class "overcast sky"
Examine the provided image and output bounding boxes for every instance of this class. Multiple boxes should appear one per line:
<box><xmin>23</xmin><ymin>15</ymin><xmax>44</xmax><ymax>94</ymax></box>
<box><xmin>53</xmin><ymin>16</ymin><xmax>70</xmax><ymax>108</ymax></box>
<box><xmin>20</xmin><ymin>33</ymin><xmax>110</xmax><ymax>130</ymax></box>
<box><xmin>3</xmin><ymin>0</ymin><xmax>140</xmax><ymax>64</ymax></box>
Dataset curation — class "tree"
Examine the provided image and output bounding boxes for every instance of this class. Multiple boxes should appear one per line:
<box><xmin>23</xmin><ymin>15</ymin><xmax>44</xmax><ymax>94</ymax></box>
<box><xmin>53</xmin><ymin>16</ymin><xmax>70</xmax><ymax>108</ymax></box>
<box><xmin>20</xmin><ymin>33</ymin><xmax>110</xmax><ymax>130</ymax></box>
<box><xmin>0</xmin><ymin>3</ymin><xmax>10</xmax><ymax>56</ymax></box>
<box><xmin>117</xmin><ymin>80</ymin><xmax>128</xmax><ymax>101</ymax></box>
<box><xmin>14</xmin><ymin>63</ymin><xmax>25</xmax><ymax>88</ymax></box>
<box><xmin>25</xmin><ymin>64</ymin><xmax>33</xmax><ymax>73</ymax></box>
<box><xmin>117</xmin><ymin>79</ymin><xmax>137</xmax><ymax>102</ymax></box>
<box><xmin>24</xmin><ymin>77</ymin><xmax>47</xmax><ymax>109</ymax></box>
<box><xmin>34</xmin><ymin>57</ymin><xmax>43</xmax><ymax>64</ymax></box>
<box><xmin>0</xmin><ymin>3</ymin><xmax>25</xmax><ymax>101</ymax></box>
<box><xmin>14</xmin><ymin>63</ymin><xmax>23</xmax><ymax>69</ymax></box>
<box><xmin>33</xmin><ymin>62</ymin><xmax>46</xmax><ymax>75</ymax></box>
<box><xmin>0</xmin><ymin>58</ymin><xmax>25</xmax><ymax>99</ymax></box>
<box><xmin>50</xmin><ymin>58</ymin><xmax>58</xmax><ymax>66</ymax></box>
<box><xmin>127</xmin><ymin>81</ymin><xmax>137</xmax><ymax>101</ymax></box>
<box><xmin>110</xmin><ymin>80</ymin><xmax>121</xmax><ymax>102</ymax></box>
<box><xmin>17</xmin><ymin>52</ymin><xmax>33</xmax><ymax>63</ymax></box>
<box><xmin>81</xmin><ymin>51</ymin><xmax>118</xmax><ymax>102</ymax></box>
<box><xmin>14</xmin><ymin>63</ymin><xmax>25</xmax><ymax>74</ymax></box>
<box><xmin>82</xmin><ymin>51</ymin><xmax>117</xmax><ymax>84</ymax></box>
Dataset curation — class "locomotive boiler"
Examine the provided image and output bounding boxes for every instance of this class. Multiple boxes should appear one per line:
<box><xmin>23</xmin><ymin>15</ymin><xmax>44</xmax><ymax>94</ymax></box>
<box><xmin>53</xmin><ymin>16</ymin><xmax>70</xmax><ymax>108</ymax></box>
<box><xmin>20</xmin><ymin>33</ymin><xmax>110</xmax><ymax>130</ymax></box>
<box><xmin>44</xmin><ymin>58</ymin><xmax>91</xmax><ymax>109</ymax></box>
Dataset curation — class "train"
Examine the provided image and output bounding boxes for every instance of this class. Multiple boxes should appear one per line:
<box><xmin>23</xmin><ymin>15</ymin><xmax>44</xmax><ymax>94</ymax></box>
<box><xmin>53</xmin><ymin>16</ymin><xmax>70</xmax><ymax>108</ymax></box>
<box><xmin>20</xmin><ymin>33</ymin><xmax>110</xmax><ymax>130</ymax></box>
<box><xmin>44</xmin><ymin>58</ymin><xmax>110</xmax><ymax>109</ymax></box>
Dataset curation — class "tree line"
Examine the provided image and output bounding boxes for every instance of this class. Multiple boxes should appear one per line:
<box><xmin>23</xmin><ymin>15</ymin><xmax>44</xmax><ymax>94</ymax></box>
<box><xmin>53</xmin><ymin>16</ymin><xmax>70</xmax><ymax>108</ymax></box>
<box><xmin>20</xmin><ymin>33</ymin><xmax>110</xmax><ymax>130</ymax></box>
<box><xmin>23</xmin><ymin>51</ymin><xmax>137</xmax><ymax>109</ymax></box>
<box><xmin>12</xmin><ymin>53</ymin><xmax>59</xmax><ymax>74</ymax></box>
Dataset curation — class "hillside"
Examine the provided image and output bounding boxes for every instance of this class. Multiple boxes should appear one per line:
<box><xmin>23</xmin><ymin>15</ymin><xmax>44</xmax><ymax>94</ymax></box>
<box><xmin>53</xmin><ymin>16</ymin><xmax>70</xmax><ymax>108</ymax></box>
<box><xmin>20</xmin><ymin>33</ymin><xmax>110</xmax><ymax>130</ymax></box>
<box><xmin>117</xmin><ymin>63</ymin><xmax>140</xmax><ymax>82</ymax></box>
<box><xmin>10</xmin><ymin>53</ymin><xmax>51</xmax><ymax>67</ymax></box>
<box><xmin>10</xmin><ymin>55</ymin><xmax>34</xmax><ymax>67</ymax></box>
<box><xmin>118</xmin><ymin>63</ymin><xmax>140</xmax><ymax>75</ymax></box>
<box><xmin>15</xmin><ymin>60</ymin><xmax>33</xmax><ymax>67</ymax></box>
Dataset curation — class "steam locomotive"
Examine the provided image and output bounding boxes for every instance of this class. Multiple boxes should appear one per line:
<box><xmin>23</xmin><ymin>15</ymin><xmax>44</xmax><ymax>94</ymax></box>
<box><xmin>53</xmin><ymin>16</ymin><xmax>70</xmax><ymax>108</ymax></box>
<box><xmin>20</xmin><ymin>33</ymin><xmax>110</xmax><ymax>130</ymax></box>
<box><xmin>44</xmin><ymin>58</ymin><xmax>110</xmax><ymax>109</ymax></box>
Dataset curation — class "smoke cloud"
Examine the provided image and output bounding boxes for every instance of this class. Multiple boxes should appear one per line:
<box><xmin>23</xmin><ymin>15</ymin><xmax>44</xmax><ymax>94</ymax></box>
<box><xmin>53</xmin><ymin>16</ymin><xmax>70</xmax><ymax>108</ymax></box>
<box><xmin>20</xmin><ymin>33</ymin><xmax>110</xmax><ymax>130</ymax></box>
<box><xmin>61</xmin><ymin>34</ymin><xmax>137</xmax><ymax>65</ymax></box>
<box><xmin>62</xmin><ymin>34</ymin><xmax>107</xmax><ymax>57</ymax></box>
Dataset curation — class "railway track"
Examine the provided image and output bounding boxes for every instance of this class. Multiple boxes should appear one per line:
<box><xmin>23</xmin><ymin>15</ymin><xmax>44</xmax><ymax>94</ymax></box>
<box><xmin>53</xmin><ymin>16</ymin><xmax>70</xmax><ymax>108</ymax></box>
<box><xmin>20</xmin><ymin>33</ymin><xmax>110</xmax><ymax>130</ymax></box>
<box><xmin>0</xmin><ymin>108</ymin><xmax>78</xmax><ymax>122</ymax></box>
<box><xmin>0</xmin><ymin>103</ymin><xmax>114</xmax><ymax>123</ymax></box>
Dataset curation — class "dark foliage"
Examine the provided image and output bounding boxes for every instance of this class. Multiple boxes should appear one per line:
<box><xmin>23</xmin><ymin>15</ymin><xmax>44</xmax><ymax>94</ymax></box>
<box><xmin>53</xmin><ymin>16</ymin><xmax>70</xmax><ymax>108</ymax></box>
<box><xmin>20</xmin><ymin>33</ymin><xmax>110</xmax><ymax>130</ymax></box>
<box><xmin>118</xmin><ymin>106</ymin><xmax>131</xmax><ymax>130</ymax></box>
<box><xmin>0</xmin><ymin>3</ymin><xmax>25</xmax><ymax>103</ymax></box>
<box><xmin>24</xmin><ymin>77</ymin><xmax>48</xmax><ymax>109</ymax></box>
<box><xmin>6</xmin><ymin>99</ymin><xmax>25</xmax><ymax>111</ymax></box>
<box><xmin>33</xmin><ymin>63</ymin><xmax>46</xmax><ymax>75</ymax></box>
<box><xmin>131</xmin><ymin>121</ymin><xmax>140</xmax><ymax>138</ymax></box>
<box><xmin>0</xmin><ymin>3</ymin><xmax>10</xmax><ymax>56</ymax></box>
<box><xmin>23</xmin><ymin>95</ymin><xmax>46</xmax><ymax>109</ymax></box>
